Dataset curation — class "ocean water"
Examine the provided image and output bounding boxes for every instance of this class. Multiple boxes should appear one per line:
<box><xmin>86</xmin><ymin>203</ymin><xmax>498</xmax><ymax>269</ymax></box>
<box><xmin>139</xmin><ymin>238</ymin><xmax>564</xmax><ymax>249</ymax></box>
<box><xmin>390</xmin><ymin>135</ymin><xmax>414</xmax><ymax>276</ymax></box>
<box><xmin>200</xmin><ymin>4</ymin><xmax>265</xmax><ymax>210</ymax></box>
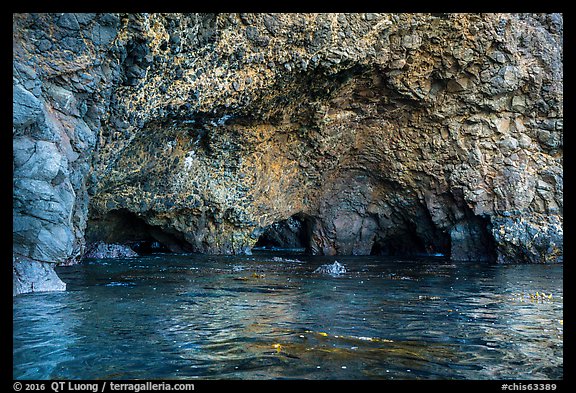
<box><xmin>13</xmin><ymin>252</ymin><xmax>563</xmax><ymax>380</ymax></box>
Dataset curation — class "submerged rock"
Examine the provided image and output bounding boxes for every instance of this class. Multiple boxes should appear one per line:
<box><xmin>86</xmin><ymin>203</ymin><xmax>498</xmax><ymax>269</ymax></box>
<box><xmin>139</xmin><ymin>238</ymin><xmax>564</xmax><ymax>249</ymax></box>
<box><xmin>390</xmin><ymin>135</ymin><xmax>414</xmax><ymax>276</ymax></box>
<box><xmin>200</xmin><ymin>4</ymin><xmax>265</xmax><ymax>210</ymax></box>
<box><xmin>314</xmin><ymin>261</ymin><xmax>347</xmax><ymax>276</ymax></box>
<box><xmin>83</xmin><ymin>241</ymin><xmax>138</xmax><ymax>259</ymax></box>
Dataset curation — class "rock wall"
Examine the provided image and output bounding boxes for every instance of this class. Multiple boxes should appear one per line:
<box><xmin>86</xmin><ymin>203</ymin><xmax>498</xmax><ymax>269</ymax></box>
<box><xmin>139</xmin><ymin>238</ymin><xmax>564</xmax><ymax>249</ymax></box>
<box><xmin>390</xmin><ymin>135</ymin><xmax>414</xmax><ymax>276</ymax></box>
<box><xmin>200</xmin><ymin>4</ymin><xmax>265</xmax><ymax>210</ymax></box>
<box><xmin>13</xmin><ymin>13</ymin><xmax>124</xmax><ymax>293</ymax></box>
<box><xmin>13</xmin><ymin>13</ymin><xmax>563</xmax><ymax>294</ymax></box>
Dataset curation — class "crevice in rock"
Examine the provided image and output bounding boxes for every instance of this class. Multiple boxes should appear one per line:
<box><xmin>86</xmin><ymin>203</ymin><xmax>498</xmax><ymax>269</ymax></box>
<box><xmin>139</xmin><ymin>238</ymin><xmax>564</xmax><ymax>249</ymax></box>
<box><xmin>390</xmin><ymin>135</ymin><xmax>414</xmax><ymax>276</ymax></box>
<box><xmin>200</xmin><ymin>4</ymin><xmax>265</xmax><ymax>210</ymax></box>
<box><xmin>252</xmin><ymin>213</ymin><xmax>315</xmax><ymax>252</ymax></box>
<box><xmin>450</xmin><ymin>215</ymin><xmax>497</xmax><ymax>262</ymax></box>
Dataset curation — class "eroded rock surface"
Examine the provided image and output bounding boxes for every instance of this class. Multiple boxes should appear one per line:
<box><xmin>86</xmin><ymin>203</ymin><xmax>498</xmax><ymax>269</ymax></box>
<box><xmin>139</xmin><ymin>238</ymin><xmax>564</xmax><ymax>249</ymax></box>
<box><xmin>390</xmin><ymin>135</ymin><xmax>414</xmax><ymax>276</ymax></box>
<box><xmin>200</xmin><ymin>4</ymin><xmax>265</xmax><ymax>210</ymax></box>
<box><xmin>13</xmin><ymin>256</ymin><xmax>66</xmax><ymax>295</ymax></box>
<box><xmin>13</xmin><ymin>13</ymin><xmax>563</xmax><ymax>294</ymax></box>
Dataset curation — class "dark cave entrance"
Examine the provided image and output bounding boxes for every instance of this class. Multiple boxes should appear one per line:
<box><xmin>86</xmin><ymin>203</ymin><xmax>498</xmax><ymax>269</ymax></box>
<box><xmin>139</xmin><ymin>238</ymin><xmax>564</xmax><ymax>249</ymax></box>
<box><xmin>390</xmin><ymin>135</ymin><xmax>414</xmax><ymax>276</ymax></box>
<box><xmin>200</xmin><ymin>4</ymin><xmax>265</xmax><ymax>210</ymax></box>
<box><xmin>370</xmin><ymin>230</ymin><xmax>450</xmax><ymax>257</ymax></box>
<box><xmin>253</xmin><ymin>210</ymin><xmax>496</xmax><ymax>261</ymax></box>
<box><xmin>85</xmin><ymin>209</ymin><xmax>193</xmax><ymax>255</ymax></box>
<box><xmin>370</xmin><ymin>215</ymin><xmax>496</xmax><ymax>262</ymax></box>
<box><xmin>253</xmin><ymin>213</ymin><xmax>314</xmax><ymax>252</ymax></box>
<box><xmin>368</xmin><ymin>212</ymin><xmax>452</xmax><ymax>257</ymax></box>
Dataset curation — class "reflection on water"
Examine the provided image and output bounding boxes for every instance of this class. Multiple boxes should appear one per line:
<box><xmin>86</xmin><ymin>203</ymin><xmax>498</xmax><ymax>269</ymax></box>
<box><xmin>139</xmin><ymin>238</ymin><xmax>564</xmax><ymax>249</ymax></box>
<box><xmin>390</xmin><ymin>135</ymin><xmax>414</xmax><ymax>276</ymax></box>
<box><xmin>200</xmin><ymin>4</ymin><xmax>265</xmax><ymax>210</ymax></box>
<box><xmin>13</xmin><ymin>253</ymin><xmax>563</xmax><ymax>379</ymax></box>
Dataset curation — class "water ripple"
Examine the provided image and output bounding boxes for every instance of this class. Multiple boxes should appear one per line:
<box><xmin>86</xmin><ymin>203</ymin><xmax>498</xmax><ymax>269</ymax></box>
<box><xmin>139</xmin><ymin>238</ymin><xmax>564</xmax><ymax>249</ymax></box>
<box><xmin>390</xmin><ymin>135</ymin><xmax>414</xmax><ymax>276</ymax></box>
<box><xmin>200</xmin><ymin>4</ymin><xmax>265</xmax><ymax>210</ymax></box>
<box><xmin>13</xmin><ymin>255</ymin><xmax>563</xmax><ymax>379</ymax></box>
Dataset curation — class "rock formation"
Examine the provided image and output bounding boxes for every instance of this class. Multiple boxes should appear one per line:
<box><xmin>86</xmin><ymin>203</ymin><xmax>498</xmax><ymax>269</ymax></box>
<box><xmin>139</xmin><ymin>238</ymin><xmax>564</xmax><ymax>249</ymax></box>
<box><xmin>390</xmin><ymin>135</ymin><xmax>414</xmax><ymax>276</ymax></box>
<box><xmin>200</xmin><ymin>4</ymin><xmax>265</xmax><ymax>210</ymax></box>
<box><xmin>83</xmin><ymin>241</ymin><xmax>138</xmax><ymax>259</ymax></box>
<box><xmin>13</xmin><ymin>13</ymin><xmax>563</xmax><ymax>294</ymax></box>
<box><xmin>314</xmin><ymin>261</ymin><xmax>347</xmax><ymax>276</ymax></box>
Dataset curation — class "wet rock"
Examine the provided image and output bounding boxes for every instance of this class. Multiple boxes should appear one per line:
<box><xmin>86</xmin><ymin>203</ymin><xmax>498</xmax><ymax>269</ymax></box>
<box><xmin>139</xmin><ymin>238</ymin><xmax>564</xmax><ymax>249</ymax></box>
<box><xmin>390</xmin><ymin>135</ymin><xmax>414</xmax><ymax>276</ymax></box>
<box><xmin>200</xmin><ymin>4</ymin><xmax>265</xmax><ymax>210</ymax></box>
<box><xmin>13</xmin><ymin>256</ymin><xmax>66</xmax><ymax>296</ymax></box>
<box><xmin>491</xmin><ymin>214</ymin><xmax>563</xmax><ymax>264</ymax></box>
<box><xmin>263</xmin><ymin>14</ymin><xmax>281</xmax><ymax>36</ymax></box>
<box><xmin>56</xmin><ymin>13</ymin><xmax>80</xmax><ymax>30</ymax></box>
<box><xmin>91</xmin><ymin>23</ymin><xmax>119</xmax><ymax>47</ymax></box>
<box><xmin>13</xmin><ymin>13</ymin><xmax>118</xmax><ymax>294</ymax></box>
<box><xmin>314</xmin><ymin>261</ymin><xmax>347</xmax><ymax>275</ymax></box>
<box><xmin>83</xmin><ymin>241</ymin><xmax>138</xmax><ymax>259</ymax></box>
<box><xmin>13</xmin><ymin>84</ymin><xmax>43</xmax><ymax>128</ymax></box>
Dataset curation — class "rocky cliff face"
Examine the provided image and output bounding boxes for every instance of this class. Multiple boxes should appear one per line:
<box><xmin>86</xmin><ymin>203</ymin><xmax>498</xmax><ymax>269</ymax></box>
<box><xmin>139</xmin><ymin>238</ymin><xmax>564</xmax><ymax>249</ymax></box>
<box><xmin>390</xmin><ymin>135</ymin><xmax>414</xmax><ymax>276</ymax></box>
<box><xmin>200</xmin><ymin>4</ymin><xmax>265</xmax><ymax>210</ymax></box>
<box><xmin>13</xmin><ymin>13</ymin><xmax>563</xmax><ymax>295</ymax></box>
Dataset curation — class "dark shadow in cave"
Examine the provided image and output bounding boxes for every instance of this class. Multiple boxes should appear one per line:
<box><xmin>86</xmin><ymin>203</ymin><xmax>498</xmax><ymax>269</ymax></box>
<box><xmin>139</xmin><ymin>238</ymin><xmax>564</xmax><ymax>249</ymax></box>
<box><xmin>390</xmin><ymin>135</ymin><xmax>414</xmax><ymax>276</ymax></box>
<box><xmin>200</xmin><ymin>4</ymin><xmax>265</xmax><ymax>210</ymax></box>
<box><xmin>369</xmin><ymin>215</ymin><xmax>497</xmax><ymax>262</ymax></box>
<box><xmin>367</xmin><ymin>188</ymin><xmax>498</xmax><ymax>262</ymax></box>
<box><xmin>370</xmin><ymin>228</ymin><xmax>450</xmax><ymax>257</ymax></box>
<box><xmin>253</xmin><ymin>210</ymin><xmax>496</xmax><ymax>261</ymax></box>
<box><xmin>85</xmin><ymin>209</ymin><xmax>193</xmax><ymax>255</ymax></box>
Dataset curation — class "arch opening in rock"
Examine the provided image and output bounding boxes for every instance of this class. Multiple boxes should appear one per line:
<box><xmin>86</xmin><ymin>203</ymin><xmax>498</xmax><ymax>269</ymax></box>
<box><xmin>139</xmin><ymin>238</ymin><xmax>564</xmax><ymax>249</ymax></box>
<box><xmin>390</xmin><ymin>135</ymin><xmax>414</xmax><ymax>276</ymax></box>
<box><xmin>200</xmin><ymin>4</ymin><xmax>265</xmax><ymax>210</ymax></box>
<box><xmin>369</xmin><ymin>225</ymin><xmax>451</xmax><ymax>257</ymax></box>
<box><xmin>368</xmin><ymin>214</ymin><xmax>496</xmax><ymax>262</ymax></box>
<box><xmin>85</xmin><ymin>209</ymin><xmax>193</xmax><ymax>256</ymax></box>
